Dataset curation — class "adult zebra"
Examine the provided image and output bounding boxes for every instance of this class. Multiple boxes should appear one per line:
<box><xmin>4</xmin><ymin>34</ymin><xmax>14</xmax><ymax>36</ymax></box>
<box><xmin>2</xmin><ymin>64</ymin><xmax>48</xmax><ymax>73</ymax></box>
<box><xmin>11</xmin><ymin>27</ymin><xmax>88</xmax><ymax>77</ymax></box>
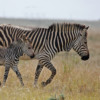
<box><xmin>0</xmin><ymin>23</ymin><xmax>89</xmax><ymax>87</ymax></box>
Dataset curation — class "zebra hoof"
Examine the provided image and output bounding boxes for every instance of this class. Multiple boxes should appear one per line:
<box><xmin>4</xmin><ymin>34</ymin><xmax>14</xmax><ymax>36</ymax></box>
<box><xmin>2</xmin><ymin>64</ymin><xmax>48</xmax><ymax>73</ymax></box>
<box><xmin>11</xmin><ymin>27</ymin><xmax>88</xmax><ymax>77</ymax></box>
<box><xmin>0</xmin><ymin>81</ymin><xmax>1</xmax><ymax>86</ymax></box>
<box><xmin>41</xmin><ymin>82</ymin><xmax>46</xmax><ymax>87</ymax></box>
<box><xmin>33</xmin><ymin>84</ymin><xmax>38</xmax><ymax>88</ymax></box>
<box><xmin>21</xmin><ymin>84</ymin><xmax>24</xmax><ymax>87</ymax></box>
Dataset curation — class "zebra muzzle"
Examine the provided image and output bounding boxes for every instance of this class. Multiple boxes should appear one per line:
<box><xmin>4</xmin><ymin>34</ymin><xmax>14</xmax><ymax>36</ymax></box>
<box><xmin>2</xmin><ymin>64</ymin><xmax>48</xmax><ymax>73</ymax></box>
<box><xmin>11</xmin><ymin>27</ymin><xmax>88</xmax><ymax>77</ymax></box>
<box><xmin>30</xmin><ymin>54</ymin><xmax>35</xmax><ymax>59</ymax></box>
<box><xmin>81</xmin><ymin>54</ymin><xmax>89</xmax><ymax>61</ymax></box>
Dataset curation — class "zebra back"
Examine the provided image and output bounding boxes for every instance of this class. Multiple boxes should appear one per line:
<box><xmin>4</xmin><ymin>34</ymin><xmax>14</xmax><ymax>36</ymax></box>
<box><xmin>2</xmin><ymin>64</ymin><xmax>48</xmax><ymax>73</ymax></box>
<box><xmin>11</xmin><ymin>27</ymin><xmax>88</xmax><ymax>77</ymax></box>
<box><xmin>0</xmin><ymin>24</ymin><xmax>33</xmax><ymax>47</ymax></box>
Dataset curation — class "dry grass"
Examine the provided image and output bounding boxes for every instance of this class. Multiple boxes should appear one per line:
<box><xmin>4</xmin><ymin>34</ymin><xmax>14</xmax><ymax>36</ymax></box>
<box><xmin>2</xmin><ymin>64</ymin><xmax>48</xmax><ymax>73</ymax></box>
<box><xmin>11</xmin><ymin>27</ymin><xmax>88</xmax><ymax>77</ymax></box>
<box><xmin>0</xmin><ymin>29</ymin><xmax>100</xmax><ymax>100</ymax></box>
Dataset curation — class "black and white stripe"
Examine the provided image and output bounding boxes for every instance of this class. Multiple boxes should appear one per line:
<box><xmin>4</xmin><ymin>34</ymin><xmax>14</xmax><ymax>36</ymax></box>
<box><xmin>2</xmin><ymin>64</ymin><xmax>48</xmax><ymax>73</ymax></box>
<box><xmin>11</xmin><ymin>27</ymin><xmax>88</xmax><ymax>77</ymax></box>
<box><xmin>0</xmin><ymin>23</ymin><xmax>89</xmax><ymax>87</ymax></box>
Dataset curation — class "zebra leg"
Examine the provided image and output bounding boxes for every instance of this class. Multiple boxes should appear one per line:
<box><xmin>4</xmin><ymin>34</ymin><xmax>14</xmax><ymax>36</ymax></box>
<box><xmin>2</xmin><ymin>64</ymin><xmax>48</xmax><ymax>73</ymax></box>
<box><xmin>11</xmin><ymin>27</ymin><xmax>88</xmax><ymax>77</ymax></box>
<box><xmin>3</xmin><ymin>66</ymin><xmax>10</xmax><ymax>86</ymax></box>
<box><xmin>34</xmin><ymin>63</ymin><xmax>43</xmax><ymax>87</ymax></box>
<box><xmin>11</xmin><ymin>66</ymin><xmax>24</xmax><ymax>86</ymax></box>
<box><xmin>41</xmin><ymin>60</ymin><xmax>56</xmax><ymax>87</ymax></box>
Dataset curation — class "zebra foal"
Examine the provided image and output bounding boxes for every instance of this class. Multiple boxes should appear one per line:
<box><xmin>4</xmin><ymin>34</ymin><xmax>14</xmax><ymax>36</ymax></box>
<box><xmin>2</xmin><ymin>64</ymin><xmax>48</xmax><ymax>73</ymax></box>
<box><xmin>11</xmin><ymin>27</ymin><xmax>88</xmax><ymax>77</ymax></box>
<box><xmin>0</xmin><ymin>35</ymin><xmax>34</xmax><ymax>86</ymax></box>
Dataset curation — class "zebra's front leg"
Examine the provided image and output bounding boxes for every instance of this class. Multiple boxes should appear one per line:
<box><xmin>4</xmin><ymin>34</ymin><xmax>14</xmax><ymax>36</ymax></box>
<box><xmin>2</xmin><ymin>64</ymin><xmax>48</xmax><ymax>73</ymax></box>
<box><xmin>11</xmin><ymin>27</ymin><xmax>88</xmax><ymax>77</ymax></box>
<box><xmin>11</xmin><ymin>66</ymin><xmax>24</xmax><ymax>86</ymax></box>
<box><xmin>41</xmin><ymin>60</ymin><xmax>56</xmax><ymax>87</ymax></box>
<box><xmin>34</xmin><ymin>63</ymin><xmax>43</xmax><ymax>87</ymax></box>
<box><xmin>3</xmin><ymin>66</ymin><xmax>10</xmax><ymax>86</ymax></box>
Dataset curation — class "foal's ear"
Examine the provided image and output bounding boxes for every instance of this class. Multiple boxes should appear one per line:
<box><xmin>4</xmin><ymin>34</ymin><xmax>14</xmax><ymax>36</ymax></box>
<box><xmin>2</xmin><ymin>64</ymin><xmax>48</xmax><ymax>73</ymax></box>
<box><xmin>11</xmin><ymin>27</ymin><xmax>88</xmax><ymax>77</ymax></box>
<box><xmin>22</xmin><ymin>34</ymin><xmax>28</xmax><ymax>42</ymax></box>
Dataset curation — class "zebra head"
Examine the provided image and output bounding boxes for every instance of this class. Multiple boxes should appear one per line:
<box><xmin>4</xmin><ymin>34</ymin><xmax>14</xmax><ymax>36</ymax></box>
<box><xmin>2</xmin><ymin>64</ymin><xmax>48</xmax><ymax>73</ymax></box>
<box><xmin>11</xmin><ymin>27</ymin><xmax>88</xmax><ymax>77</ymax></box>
<box><xmin>19</xmin><ymin>34</ymin><xmax>34</xmax><ymax>58</ymax></box>
<box><xmin>73</xmin><ymin>26</ymin><xmax>89</xmax><ymax>61</ymax></box>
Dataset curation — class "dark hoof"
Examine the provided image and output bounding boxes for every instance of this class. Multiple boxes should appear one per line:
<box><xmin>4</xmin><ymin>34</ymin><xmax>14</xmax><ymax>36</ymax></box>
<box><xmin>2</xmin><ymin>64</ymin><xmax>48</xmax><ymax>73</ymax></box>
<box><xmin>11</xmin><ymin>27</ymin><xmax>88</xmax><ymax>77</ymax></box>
<box><xmin>0</xmin><ymin>81</ymin><xmax>1</xmax><ymax>86</ymax></box>
<box><xmin>33</xmin><ymin>84</ymin><xmax>38</xmax><ymax>88</ymax></box>
<box><xmin>41</xmin><ymin>82</ymin><xmax>46</xmax><ymax>87</ymax></box>
<box><xmin>21</xmin><ymin>83</ymin><xmax>24</xmax><ymax>87</ymax></box>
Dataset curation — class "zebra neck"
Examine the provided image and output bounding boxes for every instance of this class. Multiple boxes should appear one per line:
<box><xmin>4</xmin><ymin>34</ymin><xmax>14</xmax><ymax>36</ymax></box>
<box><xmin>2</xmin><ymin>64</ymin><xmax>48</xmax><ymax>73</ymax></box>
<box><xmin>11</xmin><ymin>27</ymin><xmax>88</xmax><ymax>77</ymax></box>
<box><xmin>14</xmin><ymin>47</ymin><xmax>23</xmax><ymax>58</ymax></box>
<box><xmin>66</xmin><ymin>39</ymin><xmax>77</xmax><ymax>51</ymax></box>
<box><xmin>55</xmin><ymin>31</ymin><xmax>78</xmax><ymax>52</ymax></box>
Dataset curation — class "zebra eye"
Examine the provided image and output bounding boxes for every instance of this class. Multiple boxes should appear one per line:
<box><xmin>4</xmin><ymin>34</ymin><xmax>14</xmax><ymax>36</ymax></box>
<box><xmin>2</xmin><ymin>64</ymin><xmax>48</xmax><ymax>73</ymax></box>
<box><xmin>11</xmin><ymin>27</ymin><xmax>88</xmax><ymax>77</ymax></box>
<box><xmin>28</xmin><ymin>47</ymin><xmax>31</xmax><ymax>49</ymax></box>
<box><xmin>84</xmin><ymin>42</ymin><xmax>87</xmax><ymax>44</ymax></box>
<box><xmin>80</xmin><ymin>34</ymin><xmax>82</xmax><ymax>36</ymax></box>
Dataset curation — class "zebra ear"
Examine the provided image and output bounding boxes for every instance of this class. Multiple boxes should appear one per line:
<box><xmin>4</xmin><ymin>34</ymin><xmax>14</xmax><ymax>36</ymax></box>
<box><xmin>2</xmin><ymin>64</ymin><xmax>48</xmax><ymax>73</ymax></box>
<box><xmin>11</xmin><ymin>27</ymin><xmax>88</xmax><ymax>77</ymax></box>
<box><xmin>82</xmin><ymin>26</ymin><xmax>89</xmax><ymax>37</ymax></box>
<box><xmin>22</xmin><ymin>34</ymin><xmax>27</xmax><ymax>42</ymax></box>
<box><xmin>85</xmin><ymin>26</ymin><xmax>89</xmax><ymax>30</ymax></box>
<box><xmin>48</xmin><ymin>24</ymin><xmax>55</xmax><ymax>30</ymax></box>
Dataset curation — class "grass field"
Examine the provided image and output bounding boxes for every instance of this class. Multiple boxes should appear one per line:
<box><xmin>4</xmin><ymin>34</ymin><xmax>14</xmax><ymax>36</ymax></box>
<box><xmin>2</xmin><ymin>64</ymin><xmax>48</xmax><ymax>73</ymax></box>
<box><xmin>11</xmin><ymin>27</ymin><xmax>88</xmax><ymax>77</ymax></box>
<box><xmin>0</xmin><ymin>20</ymin><xmax>100</xmax><ymax>100</ymax></box>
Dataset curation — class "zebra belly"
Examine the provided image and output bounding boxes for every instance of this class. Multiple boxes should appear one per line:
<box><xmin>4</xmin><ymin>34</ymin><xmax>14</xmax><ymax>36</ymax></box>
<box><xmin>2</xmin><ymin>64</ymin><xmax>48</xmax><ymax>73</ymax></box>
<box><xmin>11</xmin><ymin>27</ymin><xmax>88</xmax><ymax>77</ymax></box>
<box><xmin>0</xmin><ymin>59</ymin><xmax>5</xmax><ymax>65</ymax></box>
<box><xmin>19</xmin><ymin>54</ymin><xmax>32</xmax><ymax>60</ymax></box>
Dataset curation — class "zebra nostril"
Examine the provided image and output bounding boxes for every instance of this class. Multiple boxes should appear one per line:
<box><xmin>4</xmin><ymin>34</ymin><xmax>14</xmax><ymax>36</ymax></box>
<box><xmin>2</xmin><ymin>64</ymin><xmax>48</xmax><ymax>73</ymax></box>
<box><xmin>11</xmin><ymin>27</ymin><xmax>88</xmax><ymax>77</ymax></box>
<box><xmin>81</xmin><ymin>54</ymin><xmax>89</xmax><ymax>61</ymax></box>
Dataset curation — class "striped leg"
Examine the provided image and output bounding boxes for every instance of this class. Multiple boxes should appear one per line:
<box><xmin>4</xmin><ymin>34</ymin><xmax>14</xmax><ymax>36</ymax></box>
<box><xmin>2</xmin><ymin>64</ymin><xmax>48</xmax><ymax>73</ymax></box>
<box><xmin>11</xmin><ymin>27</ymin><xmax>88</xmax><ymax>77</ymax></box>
<box><xmin>3</xmin><ymin>66</ymin><xmax>10</xmax><ymax>86</ymax></box>
<box><xmin>34</xmin><ymin>63</ymin><xmax>43</xmax><ymax>87</ymax></box>
<box><xmin>41</xmin><ymin>59</ymin><xmax>56</xmax><ymax>87</ymax></box>
<box><xmin>11</xmin><ymin>65</ymin><xmax>24</xmax><ymax>86</ymax></box>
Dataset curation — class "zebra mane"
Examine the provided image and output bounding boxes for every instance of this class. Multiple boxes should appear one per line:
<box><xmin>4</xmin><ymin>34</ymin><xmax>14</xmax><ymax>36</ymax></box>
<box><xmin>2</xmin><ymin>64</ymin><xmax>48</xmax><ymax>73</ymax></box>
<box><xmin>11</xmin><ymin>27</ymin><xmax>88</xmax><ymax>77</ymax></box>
<box><xmin>0</xmin><ymin>24</ymin><xmax>32</xmax><ymax>31</ymax></box>
<box><xmin>8</xmin><ymin>41</ymin><xmax>17</xmax><ymax>48</ymax></box>
<box><xmin>8</xmin><ymin>39</ymin><xmax>23</xmax><ymax>49</ymax></box>
<box><xmin>48</xmin><ymin>23</ymin><xmax>86</xmax><ymax>30</ymax></box>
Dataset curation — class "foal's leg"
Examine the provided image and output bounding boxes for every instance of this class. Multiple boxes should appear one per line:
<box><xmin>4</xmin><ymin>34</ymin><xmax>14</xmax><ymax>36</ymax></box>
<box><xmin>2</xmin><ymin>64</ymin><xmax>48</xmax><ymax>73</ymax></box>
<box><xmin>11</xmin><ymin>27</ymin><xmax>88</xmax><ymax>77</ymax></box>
<box><xmin>3</xmin><ymin>65</ymin><xmax>10</xmax><ymax>86</ymax></box>
<box><xmin>11</xmin><ymin>65</ymin><xmax>24</xmax><ymax>86</ymax></box>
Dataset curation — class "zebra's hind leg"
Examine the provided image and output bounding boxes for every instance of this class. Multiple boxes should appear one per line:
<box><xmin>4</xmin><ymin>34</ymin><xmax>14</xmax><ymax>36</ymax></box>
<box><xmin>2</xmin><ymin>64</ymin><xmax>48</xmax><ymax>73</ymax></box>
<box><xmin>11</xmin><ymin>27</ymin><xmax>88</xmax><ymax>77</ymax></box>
<box><xmin>3</xmin><ymin>66</ymin><xmax>10</xmax><ymax>86</ymax></box>
<box><xmin>11</xmin><ymin>66</ymin><xmax>24</xmax><ymax>86</ymax></box>
<box><xmin>34</xmin><ymin>63</ymin><xmax>43</xmax><ymax>87</ymax></box>
<box><xmin>41</xmin><ymin>60</ymin><xmax>56</xmax><ymax>87</ymax></box>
